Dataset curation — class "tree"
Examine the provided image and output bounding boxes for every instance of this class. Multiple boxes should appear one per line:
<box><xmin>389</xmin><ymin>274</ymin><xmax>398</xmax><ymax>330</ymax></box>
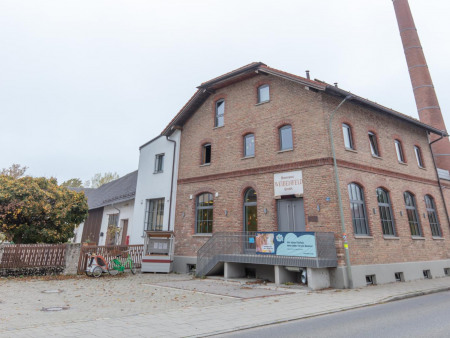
<box><xmin>0</xmin><ymin>175</ymin><xmax>88</xmax><ymax>244</ymax></box>
<box><xmin>85</xmin><ymin>172</ymin><xmax>119</xmax><ymax>188</ymax></box>
<box><xmin>1</xmin><ymin>163</ymin><xmax>28</xmax><ymax>178</ymax></box>
<box><xmin>61</xmin><ymin>178</ymin><xmax>83</xmax><ymax>188</ymax></box>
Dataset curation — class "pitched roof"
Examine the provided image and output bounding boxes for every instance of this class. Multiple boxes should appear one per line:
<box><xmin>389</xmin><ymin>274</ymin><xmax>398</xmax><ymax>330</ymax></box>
<box><xmin>161</xmin><ymin>62</ymin><xmax>447</xmax><ymax>137</ymax></box>
<box><xmin>73</xmin><ymin>171</ymin><xmax>138</xmax><ymax>210</ymax></box>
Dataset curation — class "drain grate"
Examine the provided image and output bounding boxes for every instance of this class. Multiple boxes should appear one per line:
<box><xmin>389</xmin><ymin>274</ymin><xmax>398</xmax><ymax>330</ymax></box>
<box><xmin>42</xmin><ymin>289</ymin><xmax>64</xmax><ymax>294</ymax></box>
<box><xmin>41</xmin><ymin>306</ymin><xmax>69</xmax><ymax>312</ymax></box>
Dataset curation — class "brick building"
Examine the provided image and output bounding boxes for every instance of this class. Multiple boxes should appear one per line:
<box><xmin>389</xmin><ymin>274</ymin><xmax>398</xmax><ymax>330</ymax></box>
<box><xmin>162</xmin><ymin>62</ymin><xmax>450</xmax><ymax>288</ymax></box>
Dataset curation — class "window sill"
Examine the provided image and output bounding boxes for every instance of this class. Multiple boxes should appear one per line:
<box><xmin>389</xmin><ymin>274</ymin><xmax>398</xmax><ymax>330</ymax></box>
<box><xmin>200</xmin><ymin>163</ymin><xmax>211</xmax><ymax>167</ymax></box>
<box><xmin>398</xmin><ymin>161</ymin><xmax>407</xmax><ymax>165</ymax></box>
<box><xmin>255</xmin><ymin>100</ymin><xmax>270</xmax><ymax>106</ymax></box>
<box><xmin>277</xmin><ymin>148</ymin><xmax>293</xmax><ymax>154</ymax></box>
<box><xmin>193</xmin><ymin>233</ymin><xmax>213</xmax><ymax>237</ymax></box>
<box><xmin>432</xmin><ymin>236</ymin><xmax>444</xmax><ymax>240</ymax></box>
<box><xmin>153</xmin><ymin>171</ymin><xmax>163</xmax><ymax>174</ymax></box>
<box><xmin>241</xmin><ymin>155</ymin><xmax>255</xmax><ymax>160</ymax></box>
<box><xmin>411</xmin><ymin>236</ymin><xmax>425</xmax><ymax>240</ymax></box>
<box><xmin>345</xmin><ymin>148</ymin><xmax>358</xmax><ymax>153</ymax></box>
<box><xmin>418</xmin><ymin>166</ymin><xmax>426</xmax><ymax>170</ymax></box>
<box><xmin>213</xmin><ymin>126</ymin><xmax>224</xmax><ymax>130</ymax></box>
<box><xmin>383</xmin><ymin>236</ymin><xmax>400</xmax><ymax>240</ymax></box>
<box><xmin>354</xmin><ymin>235</ymin><xmax>373</xmax><ymax>239</ymax></box>
<box><xmin>371</xmin><ymin>154</ymin><xmax>382</xmax><ymax>160</ymax></box>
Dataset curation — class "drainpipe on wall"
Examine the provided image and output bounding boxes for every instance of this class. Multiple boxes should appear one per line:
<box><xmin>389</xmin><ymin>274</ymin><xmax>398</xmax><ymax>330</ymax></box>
<box><xmin>166</xmin><ymin>134</ymin><xmax>177</xmax><ymax>232</ymax></box>
<box><xmin>329</xmin><ymin>95</ymin><xmax>354</xmax><ymax>289</ymax></box>
<box><xmin>428</xmin><ymin>133</ymin><xmax>450</xmax><ymax>225</ymax></box>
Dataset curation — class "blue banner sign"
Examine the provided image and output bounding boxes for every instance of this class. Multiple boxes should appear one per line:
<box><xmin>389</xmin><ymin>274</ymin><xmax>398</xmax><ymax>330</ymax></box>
<box><xmin>255</xmin><ymin>232</ymin><xmax>317</xmax><ymax>258</ymax></box>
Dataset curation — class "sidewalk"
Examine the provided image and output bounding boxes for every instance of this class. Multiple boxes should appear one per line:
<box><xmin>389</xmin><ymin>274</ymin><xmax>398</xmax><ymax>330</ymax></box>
<box><xmin>1</xmin><ymin>274</ymin><xmax>450</xmax><ymax>337</ymax></box>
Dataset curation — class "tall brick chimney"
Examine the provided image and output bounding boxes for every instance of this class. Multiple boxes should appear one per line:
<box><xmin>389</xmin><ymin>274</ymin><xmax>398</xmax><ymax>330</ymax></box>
<box><xmin>392</xmin><ymin>0</ymin><xmax>450</xmax><ymax>171</ymax></box>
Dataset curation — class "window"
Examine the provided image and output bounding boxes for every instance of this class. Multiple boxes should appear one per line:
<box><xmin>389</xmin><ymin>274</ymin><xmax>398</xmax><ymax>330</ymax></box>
<box><xmin>279</xmin><ymin>125</ymin><xmax>293</xmax><ymax>151</ymax></box>
<box><xmin>368</xmin><ymin>132</ymin><xmax>380</xmax><ymax>157</ymax></box>
<box><xmin>425</xmin><ymin>195</ymin><xmax>441</xmax><ymax>237</ymax></box>
<box><xmin>414</xmin><ymin>146</ymin><xmax>424</xmax><ymax>168</ymax></box>
<box><xmin>106</xmin><ymin>213</ymin><xmax>119</xmax><ymax>245</ymax></box>
<box><xmin>342</xmin><ymin>124</ymin><xmax>354</xmax><ymax>150</ymax></box>
<box><xmin>244</xmin><ymin>188</ymin><xmax>257</xmax><ymax>232</ymax></box>
<box><xmin>145</xmin><ymin>198</ymin><xmax>165</xmax><ymax>231</ymax></box>
<box><xmin>196</xmin><ymin>193</ymin><xmax>213</xmax><ymax>233</ymax></box>
<box><xmin>202</xmin><ymin>144</ymin><xmax>211</xmax><ymax>165</ymax></box>
<box><xmin>257</xmin><ymin>84</ymin><xmax>270</xmax><ymax>103</ymax></box>
<box><xmin>155</xmin><ymin>154</ymin><xmax>164</xmax><ymax>173</ymax></box>
<box><xmin>404</xmin><ymin>192</ymin><xmax>421</xmax><ymax>236</ymax></box>
<box><xmin>215</xmin><ymin>99</ymin><xmax>224</xmax><ymax>127</ymax></box>
<box><xmin>348</xmin><ymin>183</ymin><xmax>369</xmax><ymax>235</ymax></box>
<box><xmin>394</xmin><ymin>140</ymin><xmax>405</xmax><ymax>163</ymax></box>
<box><xmin>244</xmin><ymin>134</ymin><xmax>255</xmax><ymax>157</ymax></box>
<box><xmin>376</xmin><ymin>188</ymin><xmax>395</xmax><ymax>236</ymax></box>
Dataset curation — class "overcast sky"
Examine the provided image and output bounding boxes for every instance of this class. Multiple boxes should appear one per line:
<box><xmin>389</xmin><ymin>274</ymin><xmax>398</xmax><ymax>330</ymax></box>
<box><xmin>1</xmin><ymin>0</ymin><xmax>449</xmax><ymax>184</ymax></box>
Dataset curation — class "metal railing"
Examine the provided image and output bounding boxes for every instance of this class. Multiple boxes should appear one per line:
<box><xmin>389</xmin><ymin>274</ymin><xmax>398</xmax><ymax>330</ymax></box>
<box><xmin>196</xmin><ymin>232</ymin><xmax>337</xmax><ymax>277</ymax></box>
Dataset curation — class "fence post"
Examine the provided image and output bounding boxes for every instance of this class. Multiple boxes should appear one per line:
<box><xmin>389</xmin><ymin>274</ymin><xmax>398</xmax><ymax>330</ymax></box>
<box><xmin>63</xmin><ymin>243</ymin><xmax>81</xmax><ymax>275</ymax></box>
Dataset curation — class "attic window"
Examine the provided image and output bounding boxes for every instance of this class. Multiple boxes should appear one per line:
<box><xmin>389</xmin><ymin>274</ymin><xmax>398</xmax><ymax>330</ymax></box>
<box><xmin>257</xmin><ymin>84</ymin><xmax>270</xmax><ymax>103</ymax></box>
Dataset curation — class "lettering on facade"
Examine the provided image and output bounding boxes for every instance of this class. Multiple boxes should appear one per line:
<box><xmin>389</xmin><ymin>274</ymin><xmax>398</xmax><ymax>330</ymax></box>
<box><xmin>274</xmin><ymin>170</ymin><xmax>303</xmax><ymax>196</ymax></box>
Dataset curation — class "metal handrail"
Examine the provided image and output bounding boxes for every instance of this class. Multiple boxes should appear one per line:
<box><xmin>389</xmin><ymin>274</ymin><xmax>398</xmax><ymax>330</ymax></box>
<box><xmin>196</xmin><ymin>232</ymin><xmax>337</xmax><ymax>277</ymax></box>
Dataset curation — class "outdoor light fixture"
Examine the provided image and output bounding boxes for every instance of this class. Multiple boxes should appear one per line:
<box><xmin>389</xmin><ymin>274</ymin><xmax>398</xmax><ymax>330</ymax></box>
<box><xmin>225</xmin><ymin>210</ymin><xmax>228</xmax><ymax>216</ymax></box>
<box><xmin>264</xmin><ymin>208</ymin><xmax>268</xmax><ymax>214</ymax></box>
<box><xmin>316</xmin><ymin>204</ymin><xmax>320</xmax><ymax>212</ymax></box>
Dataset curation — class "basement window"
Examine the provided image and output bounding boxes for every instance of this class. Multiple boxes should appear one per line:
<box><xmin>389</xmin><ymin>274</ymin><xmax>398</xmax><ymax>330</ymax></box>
<box><xmin>423</xmin><ymin>270</ymin><xmax>432</xmax><ymax>279</ymax></box>
<box><xmin>394</xmin><ymin>272</ymin><xmax>404</xmax><ymax>282</ymax></box>
<box><xmin>444</xmin><ymin>268</ymin><xmax>450</xmax><ymax>276</ymax></box>
<box><xmin>187</xmin><ymin>264</ymin><xmax>196</xmax><ymax>274</ymax></box>
<box><xmin>365</xmin><ymin>274</ymin><xmax>376</xmax><ymax>285</ymax></box>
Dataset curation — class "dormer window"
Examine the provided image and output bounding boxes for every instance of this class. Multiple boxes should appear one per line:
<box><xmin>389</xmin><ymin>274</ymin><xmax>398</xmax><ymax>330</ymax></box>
<box><xmin>257</xmin><ymin>84</ymin><xmax>270</xmax><ymax>103</ymax></box>
<box><xmin>215</xmin><ymin>99</ymin><xmax>224</xmax><ymax>127</ymax></box>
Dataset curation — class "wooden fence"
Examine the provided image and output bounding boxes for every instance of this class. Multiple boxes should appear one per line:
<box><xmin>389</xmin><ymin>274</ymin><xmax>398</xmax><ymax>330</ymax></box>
<box><xmin>0</xmin><ymin>244</ymin><xmax>66</xmax><ymax>269</ymax></box>
<box><xmin>77</xmin><ymin>244</ymin><xmax>143</xmax><ymax>274</ymax></box>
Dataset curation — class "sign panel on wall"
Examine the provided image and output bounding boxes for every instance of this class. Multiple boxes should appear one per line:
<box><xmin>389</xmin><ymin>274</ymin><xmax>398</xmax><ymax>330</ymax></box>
<box><xmin>255</xmin><ymin>232</ymin><xmax>317</xmax><ymax>258</ymax></box>
<box><xmin>274</xmin><ymin>170</ymin><xmax>303</xmax><ymax>196</ymax></box>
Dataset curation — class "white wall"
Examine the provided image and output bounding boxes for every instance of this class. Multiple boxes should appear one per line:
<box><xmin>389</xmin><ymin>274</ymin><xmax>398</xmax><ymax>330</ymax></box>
<box><xmin>129</xmin><ymin>130</ymin><xmax>180</xmax><ymax>244</ymax></box>
<box><xmin>98</xmin><ymin>199</ymin><xmax>135</xmax><ymax>246</ymax></box>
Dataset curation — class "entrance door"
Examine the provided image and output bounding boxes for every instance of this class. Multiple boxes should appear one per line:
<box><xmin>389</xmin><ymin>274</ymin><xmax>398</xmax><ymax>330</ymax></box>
<box><xmin>277</xmin><ymin>198</ymin><xmax>306</xmax><ymax>232</ymax></box>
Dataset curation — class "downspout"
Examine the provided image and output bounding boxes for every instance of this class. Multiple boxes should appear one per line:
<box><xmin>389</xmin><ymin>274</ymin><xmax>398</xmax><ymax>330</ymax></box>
<box><xmin>328</xmin><ymin>95</ymin><xmax>354</xmax><ymax>289</ymax></box>
<box><xmin>428</xmin><ymin>133</ymin><xmax>450</xmax><ymax>225</ymax></box>
<box><xmin>166</xmin><ymin>134</ymin><xmax>177</xmax><ymax>232</ymax></box>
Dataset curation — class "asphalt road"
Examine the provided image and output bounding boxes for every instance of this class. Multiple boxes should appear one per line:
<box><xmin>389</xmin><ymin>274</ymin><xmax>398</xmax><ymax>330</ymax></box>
<box><xmin>219</xmin><ymin>291</ymin><xmax>450</xmax><ymax>338</ymax></box>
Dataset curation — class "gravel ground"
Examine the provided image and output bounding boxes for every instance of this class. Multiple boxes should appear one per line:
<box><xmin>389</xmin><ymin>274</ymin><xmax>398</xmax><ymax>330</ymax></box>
<box><xmin>0</xmin><ymin>273</ymin><xmax>241</xmax><ymax>331</ymax></box>
<box><xmin>0</xmin><ymin>272</ymin><xmax>301</xmax><ymax>332</ymax></box>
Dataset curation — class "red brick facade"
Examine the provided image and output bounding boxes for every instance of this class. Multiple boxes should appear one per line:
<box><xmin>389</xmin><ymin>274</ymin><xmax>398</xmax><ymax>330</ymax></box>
<box><xmin>172</xmin><ymin>68</ymin><xmax>450</xmax><ymax>269</ymax></box>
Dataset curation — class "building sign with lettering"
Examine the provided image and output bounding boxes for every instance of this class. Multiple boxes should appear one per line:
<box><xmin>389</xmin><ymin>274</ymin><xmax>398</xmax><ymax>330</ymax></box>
<box><xmin>255</xmin><ymin>232</ymin><xmax>317</xmax><ymax>258</ymax></box>
<box><xmin>274</xmin><ymin>171</ymin><xmax>303</xmax><ymax>196</ymax></box>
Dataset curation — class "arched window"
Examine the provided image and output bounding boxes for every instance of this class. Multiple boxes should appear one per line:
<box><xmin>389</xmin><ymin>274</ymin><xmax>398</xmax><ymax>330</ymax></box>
<box><xmin>425</xmin><ymin>195</ymin><xmax>441</xmax><ymax>237</ymax></box>
<box><xmin>404</xmin><ymin>192</ymin><xmax>421</xmax><ymax>236</ymax></box>
<box><xmin>342</xmin><ymin>124</ymin><xmax>354</xmax><ymax>150</ymax></box>
<box><xmin>279</xmin><ymin>125</ymin><xmax>293</xmax><ymax>151</ymax></box>
<box><xmin>368</xmin><ymin>132</ymin><xmax>380</xmax><ymax>157</ymax></box>
<box><xmin>244</xmin><ymin>188</ymin><xmax>257</xmax><ymax>232</ymax></box>
<box><xmin>376</xmin><ymin>188</ymin><xmax>395</xmax><ymax>236</ymax></box>
<box><xmin>244</xmin><ymin>134</ymin><xmax>255</xmax><ymax>157</ymax></box>
<box><xmin>414</xmin><ymin>146</ymin><xmax>424</xmax><ymax>168</ymax></box>
<box><xmin>348</xmin><ymin>183</ymin><xmax>369</xmax><ymax>235</ymax></box>
<box><xmin>257</xmin><ymin>84</ymin><xmax>270</xmax><ymax>103</ymax></box>
<box><xmin>215</xmin><ymin>99</ymin><xmax>225</xmax><ymax>127</ymax></box>
<box><xmin>196</xmin><ymin>193</ymin><xmax>214</xmax><ymax>233</ymax></box>
<box><xmin>395</xmin><ymin>140</ymin><xmax>405</xmax><ymax>163</ymax></box>
<box><xmin>202</xmin><ymin>143</ymin><xmax>211</xmax><ymax>165</ymax></box>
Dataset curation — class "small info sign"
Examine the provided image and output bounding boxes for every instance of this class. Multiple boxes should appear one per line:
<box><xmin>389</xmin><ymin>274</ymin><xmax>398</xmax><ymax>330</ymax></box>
<box><xmin>274</xmin><ymin>170</ymin><xmax>303</xmax><ymax>196</ymax></box>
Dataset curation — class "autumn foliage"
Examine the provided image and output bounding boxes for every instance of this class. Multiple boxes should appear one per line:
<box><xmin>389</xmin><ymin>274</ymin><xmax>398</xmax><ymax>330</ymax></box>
<box><xmin>0</xmin><ymin>175</ymin><xmax>88</xmax><ymax>244</ymax></box>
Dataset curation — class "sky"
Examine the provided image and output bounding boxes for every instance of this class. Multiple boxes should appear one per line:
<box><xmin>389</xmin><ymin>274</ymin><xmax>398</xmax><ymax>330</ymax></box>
<box><xmin>1</xmin><ymin>0</ymin><xmax>449</xmax><ymax>184</ymax></box>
